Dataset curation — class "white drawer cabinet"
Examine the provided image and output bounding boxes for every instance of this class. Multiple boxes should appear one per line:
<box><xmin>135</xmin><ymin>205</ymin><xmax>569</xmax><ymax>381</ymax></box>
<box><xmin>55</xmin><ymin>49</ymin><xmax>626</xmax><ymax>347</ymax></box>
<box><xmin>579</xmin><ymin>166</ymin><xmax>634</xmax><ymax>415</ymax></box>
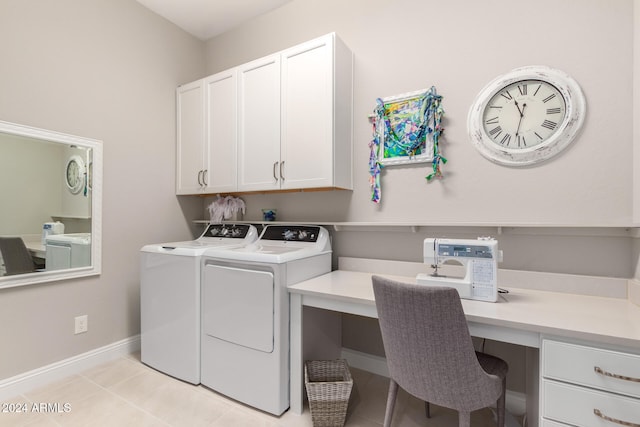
<box><xmin>544</xmin><ymin>339</ymin><xmax>640</xmax><ymax>398</ymax></box>
<box><xmin>544</xmin><ymin>381</ymin><xmax>640</xmax><ymax>427</ymax></box>
<box><xmin>541</xmin><ymin>339</ymin><xmax>640</xmax><ymax>427</ymax></box>
<box><xmin>540</xmin><ymin>420</ymin><xmax>568</xmax><ymax>427</ymax></box>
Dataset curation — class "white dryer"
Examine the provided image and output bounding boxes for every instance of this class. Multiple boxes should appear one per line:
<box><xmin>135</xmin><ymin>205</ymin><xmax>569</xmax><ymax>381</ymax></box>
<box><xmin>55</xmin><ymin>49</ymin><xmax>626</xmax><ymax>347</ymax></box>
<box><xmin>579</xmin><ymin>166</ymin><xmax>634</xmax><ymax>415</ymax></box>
<box><xmin>200</xmin><ymin>225</ymin><xmax>331</xmax><ymax>415</ymax></box>
<box><xmin>140</xmin><ymin>223</ymin><xmax>258</xmax><ymax>384</ymax></box>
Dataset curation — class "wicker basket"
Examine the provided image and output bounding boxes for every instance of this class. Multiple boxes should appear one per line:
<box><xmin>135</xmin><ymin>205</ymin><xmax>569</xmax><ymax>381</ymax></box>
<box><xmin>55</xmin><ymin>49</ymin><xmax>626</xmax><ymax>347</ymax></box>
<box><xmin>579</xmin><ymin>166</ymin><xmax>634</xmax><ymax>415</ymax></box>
<box><xmin>304</xmin><ymin>359</ymin><xmax>353</xmax><ymax>427</ymax></box>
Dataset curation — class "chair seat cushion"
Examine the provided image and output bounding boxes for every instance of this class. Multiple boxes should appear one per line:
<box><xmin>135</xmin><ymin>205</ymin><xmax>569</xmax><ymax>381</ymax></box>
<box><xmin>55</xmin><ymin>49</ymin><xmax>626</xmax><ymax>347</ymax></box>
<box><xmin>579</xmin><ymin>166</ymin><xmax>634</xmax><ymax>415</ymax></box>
<box><xmin>476</xmin><ymin>351</ymin><xmax>508</xmax><ymax>379</ymax></box>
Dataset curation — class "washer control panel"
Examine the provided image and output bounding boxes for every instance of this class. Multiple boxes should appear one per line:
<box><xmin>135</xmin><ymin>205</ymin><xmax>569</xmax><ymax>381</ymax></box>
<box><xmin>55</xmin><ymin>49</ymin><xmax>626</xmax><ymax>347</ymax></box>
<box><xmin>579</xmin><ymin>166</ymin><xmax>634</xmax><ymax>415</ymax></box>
<box><xmin>261</xmin><ymin>226</ymin><xmax>320</xmax><ymax>242</ymax></box>
<box><xmin>203</xmin><ymin>224</ymin><xmax>253</xmax><ymax>239</ymax></box>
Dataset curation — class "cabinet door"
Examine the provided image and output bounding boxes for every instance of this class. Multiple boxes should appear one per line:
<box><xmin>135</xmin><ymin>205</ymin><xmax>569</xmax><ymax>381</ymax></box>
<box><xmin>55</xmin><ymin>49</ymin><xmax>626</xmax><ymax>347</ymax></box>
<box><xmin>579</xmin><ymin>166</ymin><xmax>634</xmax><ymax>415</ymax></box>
<box><xmin>237</xmin><ymin>55</ymin><xmax>281</xmax><ymax>192</ymax></box>
<box><xmin>176</xmin><ymin>79</ymin><xmax>205</xmax><ymax>194</ymax></box>
<box><xmin>205</xmin><ymin>70</ymin><xmax>237</xmax><ymax>193</ymax></box>
<box><xmin>280</xmin><ymin>35</ymin><xmax>334</xmax><ymax>190</ymax></box>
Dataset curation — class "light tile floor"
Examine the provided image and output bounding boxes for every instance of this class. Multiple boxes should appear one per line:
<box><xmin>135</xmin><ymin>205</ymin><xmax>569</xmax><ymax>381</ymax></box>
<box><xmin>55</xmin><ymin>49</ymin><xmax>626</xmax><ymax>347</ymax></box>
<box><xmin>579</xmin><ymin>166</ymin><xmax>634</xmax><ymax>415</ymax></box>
<box><xmin>0</xmin><ymin>353</ymin><xmax>499</xmax><ymax>426</ymax></box>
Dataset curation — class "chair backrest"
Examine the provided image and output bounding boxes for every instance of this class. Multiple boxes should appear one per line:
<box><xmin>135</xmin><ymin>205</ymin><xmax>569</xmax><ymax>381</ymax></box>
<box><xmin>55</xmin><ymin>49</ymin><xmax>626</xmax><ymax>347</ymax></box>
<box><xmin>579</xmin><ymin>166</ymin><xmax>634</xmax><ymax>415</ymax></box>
<box><xmin>0</xmin><ymin>237</ymin><xmax>35</xmax><ymax>276</ymax></box>
<box><xmin>372</xmin><ymin>275</ymin><xmax>502</xmax><ymax>412</ymax></box>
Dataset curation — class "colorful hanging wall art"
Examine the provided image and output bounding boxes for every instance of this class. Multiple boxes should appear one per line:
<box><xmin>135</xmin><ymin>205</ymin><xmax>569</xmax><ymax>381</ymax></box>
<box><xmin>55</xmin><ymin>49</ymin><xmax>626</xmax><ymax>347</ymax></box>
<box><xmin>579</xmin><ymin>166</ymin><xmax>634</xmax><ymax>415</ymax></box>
<box><xmin>368</xmin><ymin>86</ymin><xmax>445</xmax><ymax>203</ymax></box>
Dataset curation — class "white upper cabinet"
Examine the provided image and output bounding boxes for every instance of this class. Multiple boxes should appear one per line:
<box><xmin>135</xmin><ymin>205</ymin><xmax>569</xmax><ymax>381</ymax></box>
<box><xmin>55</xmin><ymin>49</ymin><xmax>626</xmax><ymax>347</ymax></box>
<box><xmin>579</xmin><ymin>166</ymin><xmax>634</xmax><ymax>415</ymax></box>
<box><xmin>279</xmin><ymin>33</ymin><xmax>353</xmax><ymax>191</ymax></box>
<box><xmin>205</xmin><ymin>69</ymin><xmax>238</xmax><ymax>193</ymax></box>
<box><xmin>176</xmin><ymin>79</ymin><xmax>205</xmax><ymax>194</ymax></box>
<box><xmin>177</xmin><ymin>33</ymin><xmax>353</xmax><ymax>195</ymax></box>
<box><xmin>176</xmin><ymin>70</ymin><xmax>238</xmax><ymax>195</ymax></box>
<box><xmin>237</xmin><ymin>55</ymin><xmax>281</xmax><ymax>192</ymax></box>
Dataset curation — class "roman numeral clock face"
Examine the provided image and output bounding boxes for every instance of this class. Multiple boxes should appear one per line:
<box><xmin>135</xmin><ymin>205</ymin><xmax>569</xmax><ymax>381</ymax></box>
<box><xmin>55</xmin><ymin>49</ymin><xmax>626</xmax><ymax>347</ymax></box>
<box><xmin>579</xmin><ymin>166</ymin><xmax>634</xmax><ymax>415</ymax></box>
<box><xmin>468</xmin><ymin>66</ymin><xmax>586</xmax><ymax>166</ymax></box>
<box><xmin>483</xmin><ymin>80</ymin><xmax>565</xmax><ymax>148</ymax></box>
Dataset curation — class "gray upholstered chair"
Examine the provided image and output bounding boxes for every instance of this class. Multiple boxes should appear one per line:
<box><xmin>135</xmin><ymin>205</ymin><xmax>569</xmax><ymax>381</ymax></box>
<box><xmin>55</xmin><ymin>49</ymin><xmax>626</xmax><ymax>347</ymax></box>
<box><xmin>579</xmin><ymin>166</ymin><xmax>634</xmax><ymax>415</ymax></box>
<box><xmin>0</xmin><ymin>237</ymin><xmax>35</xmax><ymax>276</ymax></box>
<box><xmin>372</xmin><ymin>275</ymin><xmax>508</xmax><ymax>427</ymax></box>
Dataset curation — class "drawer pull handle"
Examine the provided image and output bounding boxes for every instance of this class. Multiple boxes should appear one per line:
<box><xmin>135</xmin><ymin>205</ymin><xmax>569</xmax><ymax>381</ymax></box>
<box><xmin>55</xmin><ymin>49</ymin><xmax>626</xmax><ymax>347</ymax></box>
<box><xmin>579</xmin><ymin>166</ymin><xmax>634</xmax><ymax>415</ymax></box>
<box><xmin>594</xmin><ymin>408</ymin><xmax>640</xmax><ymax>427</ymax></box>
<box><xmin>594</xmin><ymin>366</ymin><xmax>640</xmax><ymax>383</ymax></box>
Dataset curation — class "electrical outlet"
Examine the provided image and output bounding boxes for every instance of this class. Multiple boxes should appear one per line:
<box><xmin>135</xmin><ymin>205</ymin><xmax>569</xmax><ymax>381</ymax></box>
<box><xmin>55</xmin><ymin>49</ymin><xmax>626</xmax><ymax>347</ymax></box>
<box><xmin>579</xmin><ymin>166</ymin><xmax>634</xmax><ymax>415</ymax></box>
<box><xmin>74</xmin><ymin>315</ymin><xmax>88</xmax><ymax>334</ymax></box>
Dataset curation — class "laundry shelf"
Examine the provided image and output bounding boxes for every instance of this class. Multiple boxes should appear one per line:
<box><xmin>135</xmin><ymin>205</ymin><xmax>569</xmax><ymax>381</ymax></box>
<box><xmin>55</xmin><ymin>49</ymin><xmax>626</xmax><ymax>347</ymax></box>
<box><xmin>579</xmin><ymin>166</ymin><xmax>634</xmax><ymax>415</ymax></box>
<box><xmin>193</xmin><ymin>220</ymin><xmax>635</xmax><ymax>237</ymax></box>
<box><xmin>51</xmin><ymin>215</ymin><xmax>91</xmax><ymax>220</ymax></box>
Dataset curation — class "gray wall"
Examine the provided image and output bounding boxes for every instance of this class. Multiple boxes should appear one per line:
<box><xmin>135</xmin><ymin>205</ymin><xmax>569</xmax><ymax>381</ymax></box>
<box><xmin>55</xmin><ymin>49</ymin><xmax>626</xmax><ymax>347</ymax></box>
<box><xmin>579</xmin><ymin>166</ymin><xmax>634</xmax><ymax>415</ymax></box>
<box><xmin>201</xmin><ymin>0</ymin><xmax>639</xmax><ymax>280</ymax></box>
<box><xmin>0</xmin><ymin>0</ymin><xmax>204</xmax><ymax>379</ymax></box>
<box><xmin>204</xmin><ymin>0</ymin><xmax>633</xmax><ymax>226</ymax></box>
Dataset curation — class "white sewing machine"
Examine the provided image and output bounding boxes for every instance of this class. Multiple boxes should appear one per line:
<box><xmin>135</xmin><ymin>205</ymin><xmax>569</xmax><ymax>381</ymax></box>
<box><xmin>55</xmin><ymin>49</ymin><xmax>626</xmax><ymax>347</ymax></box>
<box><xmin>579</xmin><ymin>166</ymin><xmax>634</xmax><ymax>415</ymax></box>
<box><xmin>416</xmin><ymin>237</ymin><xmax>502</xmax><ymax>302</ymax></box>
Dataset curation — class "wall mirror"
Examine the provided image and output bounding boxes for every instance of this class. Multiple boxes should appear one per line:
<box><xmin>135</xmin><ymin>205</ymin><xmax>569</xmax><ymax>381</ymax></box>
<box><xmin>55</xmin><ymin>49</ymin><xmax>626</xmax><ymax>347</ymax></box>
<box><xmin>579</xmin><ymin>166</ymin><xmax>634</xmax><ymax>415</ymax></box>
<box><xmin>0</xmin><ymin>120</ymin><xmax>102</xmax><ymax>289</ymax></box>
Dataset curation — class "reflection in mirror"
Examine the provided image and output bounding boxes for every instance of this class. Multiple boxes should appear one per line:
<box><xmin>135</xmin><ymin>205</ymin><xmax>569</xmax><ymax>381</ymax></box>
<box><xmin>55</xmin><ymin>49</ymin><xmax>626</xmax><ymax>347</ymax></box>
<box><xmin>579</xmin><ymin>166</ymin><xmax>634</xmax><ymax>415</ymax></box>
<box><xmin>0</xmin><ymin>120</ymin><xmax>102</xmax><ymax>288</ymax></box>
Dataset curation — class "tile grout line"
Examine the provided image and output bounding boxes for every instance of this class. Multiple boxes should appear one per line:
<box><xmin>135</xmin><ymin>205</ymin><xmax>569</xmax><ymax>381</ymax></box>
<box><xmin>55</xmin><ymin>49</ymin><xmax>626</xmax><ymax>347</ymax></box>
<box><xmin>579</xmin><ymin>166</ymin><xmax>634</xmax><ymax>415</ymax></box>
<box><xmin>76</xmin><ymin>356</ymin><xmax>173</xmax><ymax>427</ymax></box>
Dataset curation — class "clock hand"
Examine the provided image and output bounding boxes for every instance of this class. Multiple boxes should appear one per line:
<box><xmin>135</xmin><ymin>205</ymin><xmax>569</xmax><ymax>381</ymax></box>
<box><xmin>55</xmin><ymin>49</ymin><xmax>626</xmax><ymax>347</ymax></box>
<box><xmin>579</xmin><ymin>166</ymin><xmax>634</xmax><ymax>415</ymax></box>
<box><xmin>514</xmin><ymin>99</ymin><xmax>524</xmax><ymax>117</ymax></box>
<box><xmin>515</xmin><ymin>103</ymin><xmax>527</xmax><ymax>137</ymax></box>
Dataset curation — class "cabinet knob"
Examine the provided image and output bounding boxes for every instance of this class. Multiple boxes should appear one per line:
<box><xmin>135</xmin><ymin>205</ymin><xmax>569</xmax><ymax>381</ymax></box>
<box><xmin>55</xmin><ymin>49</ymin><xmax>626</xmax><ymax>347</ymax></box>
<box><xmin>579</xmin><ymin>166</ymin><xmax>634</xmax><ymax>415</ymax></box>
<box><xmin>197</xmin><ymin>170</ymin><xmax>203</xmax><ymax>186</ymax></box>
<box><xmin>273</xmin><ymin>162</ymin><xmax>279</xmax><ymax>182</ymax></box>
<box><xmin>202</xmin><ymin>169</ymin><xmax>208</xmax><ymax>187</ymax></box>
<box><xmin>280</xmin><ymin>161</ymin><xmax>285</xmax><ymax>180</ymax></box>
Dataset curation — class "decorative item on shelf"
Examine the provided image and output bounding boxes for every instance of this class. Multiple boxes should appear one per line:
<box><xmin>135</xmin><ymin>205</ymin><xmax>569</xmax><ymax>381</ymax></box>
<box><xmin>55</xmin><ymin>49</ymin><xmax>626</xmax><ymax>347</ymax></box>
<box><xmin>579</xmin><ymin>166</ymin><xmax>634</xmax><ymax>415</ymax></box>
<box><xmin>207</xmin><ymin>195</ymin><xmax>246</xmax><ymax>223</ymax></box>
<box><xmin>368</xmin><ymin>86</ymin><xmax>445</xmax><ymax>203</ymax></box>
<box><xmin>467</xmin><ymin>65</ymin><xmax>586</xmax><ymax>166</ymax></box>
<box><xmin>262</xmin><ymin>209</ymin><xmax>277</xmax><ymax>222</ymax></box>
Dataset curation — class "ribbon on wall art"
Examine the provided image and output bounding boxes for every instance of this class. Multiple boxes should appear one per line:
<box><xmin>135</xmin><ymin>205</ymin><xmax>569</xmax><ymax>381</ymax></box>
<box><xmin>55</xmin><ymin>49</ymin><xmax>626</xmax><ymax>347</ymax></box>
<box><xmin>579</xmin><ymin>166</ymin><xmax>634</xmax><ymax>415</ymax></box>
<box><xmin>368</xmin><ymin>86</ymin><xmax>446</xmax><ymax>203</ymax></box>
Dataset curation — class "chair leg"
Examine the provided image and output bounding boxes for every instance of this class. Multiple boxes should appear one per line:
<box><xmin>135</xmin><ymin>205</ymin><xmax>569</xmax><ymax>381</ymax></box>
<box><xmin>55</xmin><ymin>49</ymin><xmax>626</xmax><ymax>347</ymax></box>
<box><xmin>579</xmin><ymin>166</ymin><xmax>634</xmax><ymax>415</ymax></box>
<box><xmin>425</xmin><ymin>401</ymin><xmax>431</xmax><ymax>418</ymax></box>
<box><xmin>458</xmin><ymin>411</ymin><xmax>471</xmax><ymax>427</ymax></box>
<box><xmin>383</xmin><ymin>379</ymin><xmax>399</xmax><ymax>427</ymax></box>
<box><xmin>496</xmin><ymin>377</ymin><xmax>507</xmax><ymax>427</ymax></box>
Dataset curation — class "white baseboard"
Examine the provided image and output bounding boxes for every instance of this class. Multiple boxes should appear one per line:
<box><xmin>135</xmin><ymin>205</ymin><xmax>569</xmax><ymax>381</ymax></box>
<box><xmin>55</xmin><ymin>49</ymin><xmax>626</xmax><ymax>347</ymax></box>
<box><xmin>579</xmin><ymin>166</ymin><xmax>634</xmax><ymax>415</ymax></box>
<box><xmin>341</xmin><ymin>347</ymin><xmax>389</xmax><ymax>377</ymax></box>
<box><xmin>341</xmin><ymin>347</ymin><xmax>527</xmax><ymax>417</ymax></box>
<box><xmin>0</xmin><ymin>335</ymin><xmax>140</xmax><ymax>401</ymax></box>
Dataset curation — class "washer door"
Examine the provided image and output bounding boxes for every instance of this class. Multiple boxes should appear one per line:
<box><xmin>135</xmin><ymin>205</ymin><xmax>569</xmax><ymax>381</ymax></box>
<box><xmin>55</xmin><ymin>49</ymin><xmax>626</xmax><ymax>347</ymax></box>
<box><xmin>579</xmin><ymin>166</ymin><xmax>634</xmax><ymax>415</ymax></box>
<box><xmin>202</xmin><ymin>264</ymin><xmax>274</xmax><ymax>353</ymax></box>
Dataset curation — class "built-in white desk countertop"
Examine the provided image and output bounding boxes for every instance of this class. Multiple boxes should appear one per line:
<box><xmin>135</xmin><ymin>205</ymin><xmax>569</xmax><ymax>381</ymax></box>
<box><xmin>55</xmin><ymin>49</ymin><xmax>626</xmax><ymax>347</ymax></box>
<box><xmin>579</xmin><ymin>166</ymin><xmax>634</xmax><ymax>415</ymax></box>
<box><xmin>22</xmin><ymin>234</ymin><xmax>46</xmax><ymax>260</ymax></box>
<box><xmin>288</xmin><ymin>265</ymin><xmax>640</xmax><ymax>425</ymax></box>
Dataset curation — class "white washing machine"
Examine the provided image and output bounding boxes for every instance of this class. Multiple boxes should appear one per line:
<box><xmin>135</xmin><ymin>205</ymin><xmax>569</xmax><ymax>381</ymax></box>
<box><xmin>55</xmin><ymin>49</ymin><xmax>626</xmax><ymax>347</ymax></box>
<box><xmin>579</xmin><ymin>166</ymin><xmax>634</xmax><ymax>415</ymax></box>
<box><xmin>45</xmin><ymin>233</ymin><xmax>91</xmax><ymax>270</ymax></box>
<box><xmin>140</xmin><ymin>223</ymin><xmax>258</xmax><ymax>384</ymax></box>
<box><xmin>200</xmin><ymin>225</ymin><xmax>331</xmax><ymax>415</ymax></box>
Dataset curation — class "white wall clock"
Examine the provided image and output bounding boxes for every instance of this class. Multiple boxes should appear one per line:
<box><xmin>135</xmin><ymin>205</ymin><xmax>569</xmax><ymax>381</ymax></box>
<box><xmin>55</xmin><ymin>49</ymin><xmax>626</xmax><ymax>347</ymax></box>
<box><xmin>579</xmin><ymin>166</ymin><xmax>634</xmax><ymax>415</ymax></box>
<box><xmin>468</xmin><ymin>65</ymin><xmax>586</xmax><ymax>166</ymax></box>
<box><xmin>65</xmin><ymin>155</ymin><xmax>86</xmax><ymax>194</ymax></box>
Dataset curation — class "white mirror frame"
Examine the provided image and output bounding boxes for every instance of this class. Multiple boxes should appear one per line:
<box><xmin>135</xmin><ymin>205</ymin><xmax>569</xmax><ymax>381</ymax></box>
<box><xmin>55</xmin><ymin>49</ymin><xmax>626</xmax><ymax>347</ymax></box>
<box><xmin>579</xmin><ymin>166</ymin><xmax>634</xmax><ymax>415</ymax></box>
<box><xmin>0</xmin><ymin>120</ymin><xmax>102</xmax><ymax>289</ymax></box>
